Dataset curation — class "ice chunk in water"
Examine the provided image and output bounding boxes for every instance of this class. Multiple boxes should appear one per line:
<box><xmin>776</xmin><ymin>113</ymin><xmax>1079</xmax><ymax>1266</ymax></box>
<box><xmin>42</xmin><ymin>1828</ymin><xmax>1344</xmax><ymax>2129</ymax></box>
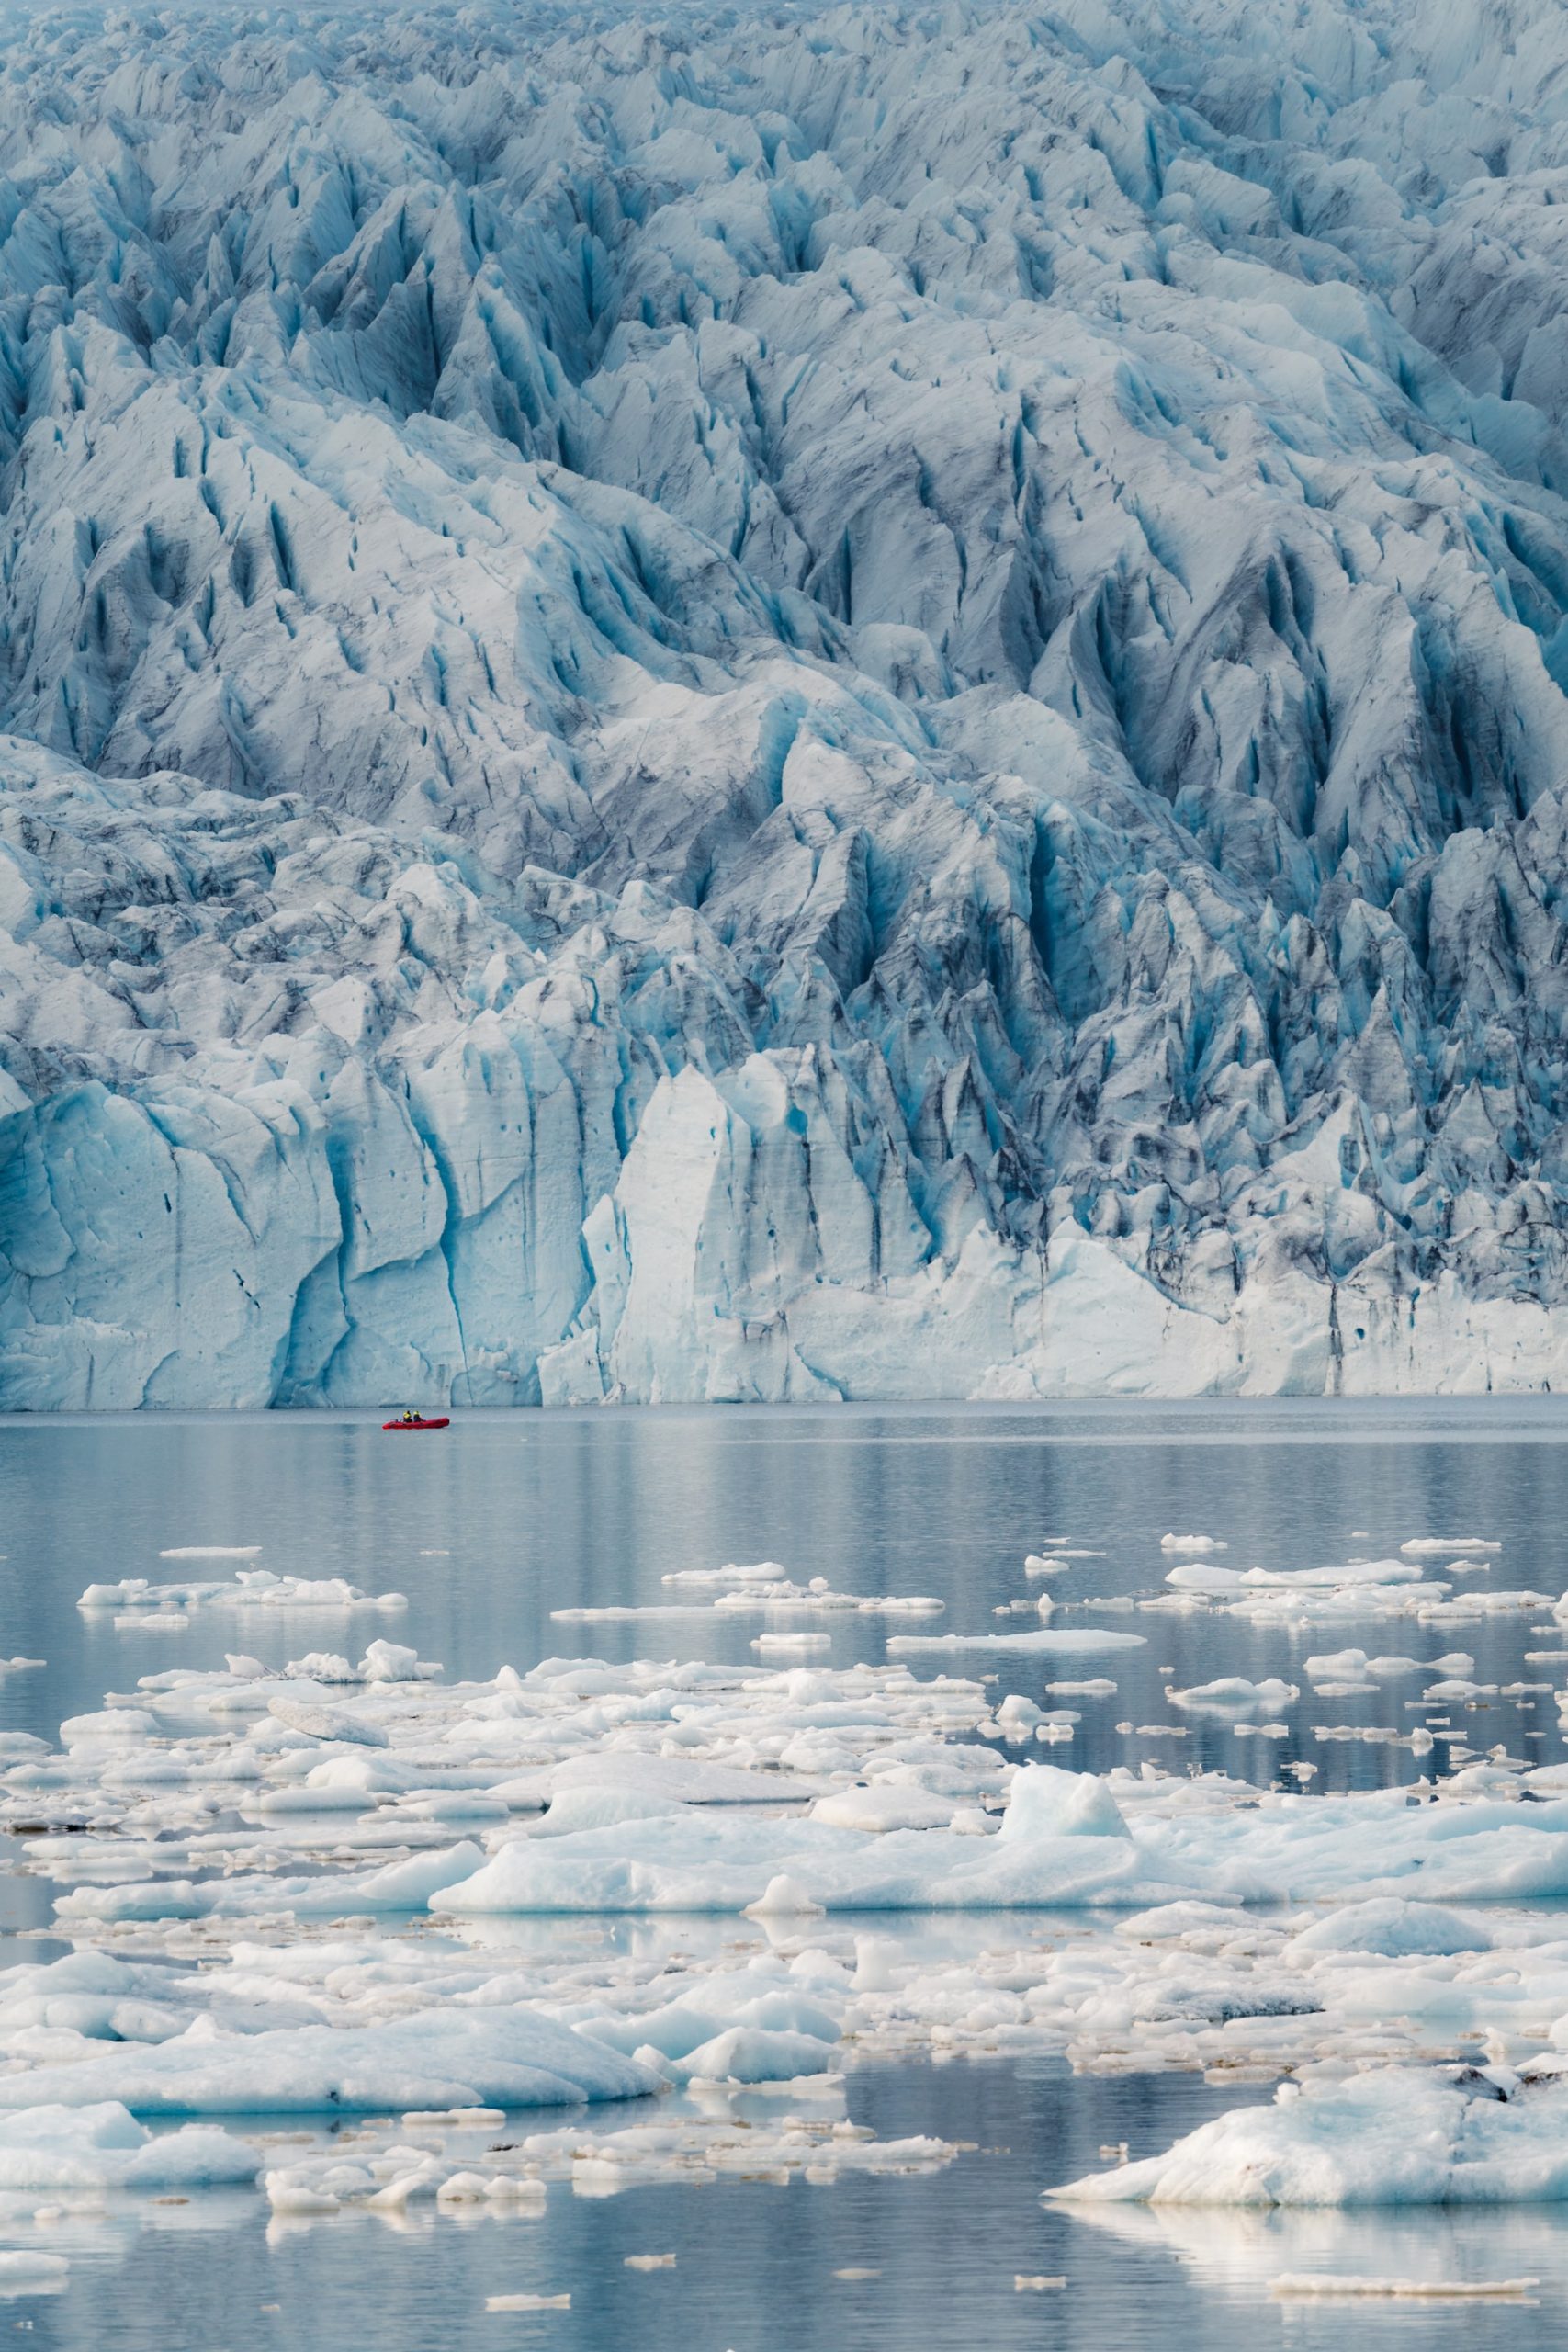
<box><xmin>887</xmin><ymin>1628</ymin><xmax>1145</xmax><ymax>1655</ymax></box>
<box><xmin>998</xmin><ymin>1766</ymin><xmax>1131</xmax><ymax>1842</ymax></box>
<box><xmin>537</xmin><ymin>1787</ymin><xmax>690</xmax><ymax>1838</ymax></box>
<box><xmin>1166</xmin><ymin>1557</ymin><xmax>1422</xmax><ymax>1594</ymax></box>
<box><xmin>1287</xmin><ymin>1899</ymin><xmax>1491</xmax><ymax>1956</ymax></box>
<box><xmin>159</xmin><ymin>1547</ymin><xmax>261</xmax><ymax>1560</ymax></box>
<box><xmin>745</xmin><ymin>1875</ymin><xmax>826</xmax><ymax>1919</ymax></box>
<box><xmin>0</xmin><ymin>2101</ymin><xmax>256</xmax><ymax>2189</ymax></box>
<box><xmin>809</xmin><ymin>1786</ymin><xmax>958</xmax><ymax>1831</ymax></box>
<box><xmin>1049</xmin><ymin>2066</ymin><xmax>1568</xmax><ymax>2205</ymax></box>
<box><xmin>1167</xmin><ymin>1678</ymin><xmax>1298</xmax><ymax>1716</ymax></box>
<box><xmin>1401</xmin><ymin>1540</ymin><xmax>1502</xmax><ymax>1556</ymax></box>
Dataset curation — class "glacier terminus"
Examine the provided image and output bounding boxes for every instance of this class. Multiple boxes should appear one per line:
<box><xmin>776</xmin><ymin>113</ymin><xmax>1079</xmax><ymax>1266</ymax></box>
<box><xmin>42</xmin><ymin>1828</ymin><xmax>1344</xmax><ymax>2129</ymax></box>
<box><xmin>4</xmin><ymin>0</ymin><xmax>1568</xmax><ymax>1406</ymax></box>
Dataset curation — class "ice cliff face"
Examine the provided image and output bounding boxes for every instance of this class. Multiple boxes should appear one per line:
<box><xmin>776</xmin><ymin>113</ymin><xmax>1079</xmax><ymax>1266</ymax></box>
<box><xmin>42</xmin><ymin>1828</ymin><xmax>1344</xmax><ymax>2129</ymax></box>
<box><xmin>5</xmin><ymin>0</ymin><xmax>1568</xmax><ymax>1405</ymax></box>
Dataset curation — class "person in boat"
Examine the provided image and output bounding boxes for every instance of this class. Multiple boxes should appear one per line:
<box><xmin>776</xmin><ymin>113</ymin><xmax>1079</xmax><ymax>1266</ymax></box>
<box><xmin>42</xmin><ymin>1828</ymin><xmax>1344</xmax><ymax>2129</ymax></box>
<box><xmin>397</xmin><ymin>1408</ymin><xmax>420</xmax><ymax>1426</ymax></box>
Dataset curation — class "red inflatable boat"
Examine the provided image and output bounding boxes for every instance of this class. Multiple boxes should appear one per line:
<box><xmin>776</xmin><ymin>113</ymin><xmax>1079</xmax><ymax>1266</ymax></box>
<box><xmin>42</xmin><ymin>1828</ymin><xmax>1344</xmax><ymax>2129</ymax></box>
<box><xmin>381</xmin><ymin>1416</ymin><xmax>451</xmax><ymax>1431</ymax></box>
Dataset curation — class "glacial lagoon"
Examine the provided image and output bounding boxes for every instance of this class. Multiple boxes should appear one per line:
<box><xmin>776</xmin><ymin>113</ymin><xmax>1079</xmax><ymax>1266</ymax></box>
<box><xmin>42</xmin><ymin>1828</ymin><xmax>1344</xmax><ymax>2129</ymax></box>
<box><xmin>3</xmin><ymin>1402</ymin><xmax>1568</xmax><ymax>2347</ymax></box>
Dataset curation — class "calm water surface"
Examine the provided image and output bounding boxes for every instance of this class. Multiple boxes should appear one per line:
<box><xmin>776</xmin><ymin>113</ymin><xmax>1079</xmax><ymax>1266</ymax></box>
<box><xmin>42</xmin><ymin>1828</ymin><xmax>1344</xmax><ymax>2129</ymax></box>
<box><xmin>3</xmin><ymin>1400</ymin><xmax>1568</xmax><ymax>2348</ymax></box>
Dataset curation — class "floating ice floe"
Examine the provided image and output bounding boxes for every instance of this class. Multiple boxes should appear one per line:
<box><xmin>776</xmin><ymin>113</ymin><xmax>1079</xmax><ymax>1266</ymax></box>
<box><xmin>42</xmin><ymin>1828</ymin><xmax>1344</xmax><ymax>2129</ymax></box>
<box><xmin>1269</xmin><ymin>2274</ymin><xmax>1538</xmax><ymax>2299</ymax></box>
<box><xmin>660</xmin><ymin>1564</ymin><xmax>790</xmax><ymax>1589</ymax></box>
<box><xmin>548</xmin><ymin>1605</ymin><xmax>726</xmax><ymax>1623</ymax></box>
<box><xmin>423</xmin><ymin>1758</ymin><xmax>1568</xmax><ymax>1916</ymax></box>
<box><xmin>716</xmin><ymin>1582</ymin><xmax>943</xmax><ymax>1618</ymax></box>
<box><xmin>1049</xmin><ymin>2064</ymin><xmax>1568</xmax><ymax>2205</ymax></box>
<box><xmin>1400</xmin><ymin>1540</ymin><xmax>1503</xmax><ymax>1557</ymax></box>
<box><xmin>535</xmin><ymin>1751</ymin><xmax>830</xmax><ymax>1806</ymax></box>
<box><xmin>0</xmin><ymin>2101</ymin><xmax>255</xmax><ymax>2191</ymax></box>
<box><xmin>80</xmin><ymin>1572</ymin><xmax>407</xmax><ymax>1612</ymax></box>
<box><xmin>1155</xmin><ymin>1554</ymin><xmax>1554</xmax><ymax>1631</ymax></box>
<box><xmin>808</xmin><ymin>1785</ymin><xmax>968</xmax><ymax>1832</ymax></box>
<box><xmin>555</xmin><ymin>1578</ymin><xmax>943</xmax><ymax>1623</ymax></box>
<box><xmin>158</xmin><ymin>1547</ymin><xmax>261</xmax><ymax>1560</ymax></box>
<box><xmin>1159</xmin><ymin>1537</ymin><xmax>1227</xmax><ymax>1555</ymax></box>
<box><xmin>1167</xmin><ymin>1679</ymin><xmax>1298</xmax><ymax>1717</ymax></box>
<box><xmin>886</xmin><ymin>1628</ymin><xmax>1145</xmax><ymax>1657</ymax></box>
<box><xmin>1303</xmin><ymin>1650</ymin><xmax>1422</xmax><ymax>1681</ymax></box>
<box><xmin>0</xmin><ymin>2010</ymin><xmax>659</xmax><ymax>2117</ymax></box>
<box><xmin>1164</xmin><ymin>1558</ymin><xmax>1423</xmax><ymax>1596</ymax></box>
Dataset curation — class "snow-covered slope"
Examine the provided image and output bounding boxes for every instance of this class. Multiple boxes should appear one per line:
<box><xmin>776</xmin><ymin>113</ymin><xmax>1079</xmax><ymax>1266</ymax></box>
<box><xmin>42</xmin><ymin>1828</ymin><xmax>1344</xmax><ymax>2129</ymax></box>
<box><xmin>4</xmin><ymin>0</ymin><xmax>1568</xmax><ymax>1406</ymax></box>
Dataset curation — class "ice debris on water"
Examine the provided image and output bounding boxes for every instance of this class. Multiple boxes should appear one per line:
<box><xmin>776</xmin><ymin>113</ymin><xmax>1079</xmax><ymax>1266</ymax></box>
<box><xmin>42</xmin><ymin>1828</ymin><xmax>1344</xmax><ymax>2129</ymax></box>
<box><xmin>661</xmin><ymin>1565</ymin><xmax>790</xmax><ymax>1589</ymax></box>
<box><xmin>1400</xmin><ymin>1541</ymin><xmax>1503</xmax><ymax>1557</ymax></box>
<box><xmin>268</xmin><ymin>2115</ymin><xmax>954</xmax><ymax>2220</ymax></box>
<box><xmin>80</xmin><ymin>1574</ymin><xmax>407</xmax><ymax>1614</ymax></box>
<box><xmin>1165</xmin><ymin>1558</ymin><xmax>1422</xmax><ymax>1597</ymax></box>
<box><xmin>158</xmin><ymin>1549</ymin><xmax>263</xmax><ymax>1562</ymax></box>
<box><xmin>1159</xmin><ymin>1557</ymin><xmax>1551</xmax><ymax>1630</ymax></box>
<box><xmin>556</xmin><ymin>1577</ymin><xmax>943</xmax><ymax>1623</ymax></box>
<box><xmin>15</xmin><ymin>1634</ymin><xmax>1568</xmax><ymax>1939</ymax></box>
<box><xmin>1269</xmin><ymin>2275</ymin><xmax>1539</xmax><ymax>2300</ymax></box>
<box><xmin>1166</xmin><ymin>1679</ymin><xmax>1298</xmax><ymax>1717</ymax></box>
<box><xmin>886</xmin><ymin>1629</ymin><xmax>1145</xmax><ymax>1657</ymax></box>
<box><xmin>10</xmin><ymin>1538</ymin><xmax>1568</xmax><ymax>2221</ymax></box>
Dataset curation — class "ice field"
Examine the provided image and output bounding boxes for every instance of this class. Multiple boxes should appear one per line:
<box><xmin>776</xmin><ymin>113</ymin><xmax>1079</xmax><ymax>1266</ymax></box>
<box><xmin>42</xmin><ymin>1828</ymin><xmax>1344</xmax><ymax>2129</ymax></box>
<box><xmin>6</xmin><ymin>0</ymin><xmax>1568</xmax><ymax>1405</ymax></box>
<box><xmin>4</xmin><ymin>1406</ymin><xmax>1568</xmax><ymax>2345</ymax></box>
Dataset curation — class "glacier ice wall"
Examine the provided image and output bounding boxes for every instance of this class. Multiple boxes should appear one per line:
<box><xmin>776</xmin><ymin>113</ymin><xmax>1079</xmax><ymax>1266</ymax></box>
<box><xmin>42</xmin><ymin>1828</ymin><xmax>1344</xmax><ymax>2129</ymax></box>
<box><xmin>5</xmin><ymin>0</ymin><xmax>1568</xmax><ymax>1404</ymax></box>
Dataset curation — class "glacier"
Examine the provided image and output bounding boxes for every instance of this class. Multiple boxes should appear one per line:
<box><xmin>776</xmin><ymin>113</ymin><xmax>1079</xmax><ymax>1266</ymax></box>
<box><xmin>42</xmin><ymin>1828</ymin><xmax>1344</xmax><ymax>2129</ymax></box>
<box><xmin>3</xmin><ymin>0</ymin><xmax>1568</xmax><ymax>1403</ymax></box>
